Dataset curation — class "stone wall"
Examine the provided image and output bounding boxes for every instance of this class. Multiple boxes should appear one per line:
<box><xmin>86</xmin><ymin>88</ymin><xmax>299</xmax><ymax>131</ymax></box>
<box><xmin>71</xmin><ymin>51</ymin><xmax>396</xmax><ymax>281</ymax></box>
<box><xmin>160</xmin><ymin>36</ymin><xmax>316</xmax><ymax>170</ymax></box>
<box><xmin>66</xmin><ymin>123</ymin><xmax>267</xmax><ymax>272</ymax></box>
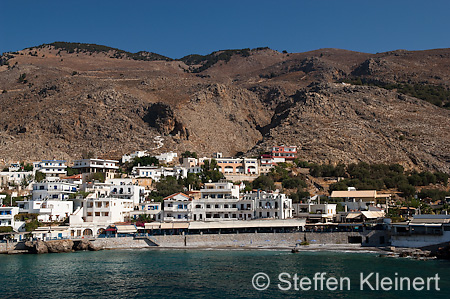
<box><xmin>90</xmin><ymin>231</ymin><xmax>389</xmax><ymax>250</ymax></box>
<box><xmin>1</xmin><ymin>230</ymin><xmax>390</xmax><ymax>253</ymax></box>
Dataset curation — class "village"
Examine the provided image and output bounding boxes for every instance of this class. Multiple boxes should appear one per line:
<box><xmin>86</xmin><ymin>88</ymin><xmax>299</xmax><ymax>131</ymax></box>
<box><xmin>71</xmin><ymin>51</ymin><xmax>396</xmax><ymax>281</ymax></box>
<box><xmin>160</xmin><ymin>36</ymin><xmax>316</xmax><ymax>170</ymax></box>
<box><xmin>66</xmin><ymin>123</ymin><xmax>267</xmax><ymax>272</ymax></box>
<box><xmin>1</xmin><ymin>145</ymin><xmax>450</xmax><ymax>253</ymax></box>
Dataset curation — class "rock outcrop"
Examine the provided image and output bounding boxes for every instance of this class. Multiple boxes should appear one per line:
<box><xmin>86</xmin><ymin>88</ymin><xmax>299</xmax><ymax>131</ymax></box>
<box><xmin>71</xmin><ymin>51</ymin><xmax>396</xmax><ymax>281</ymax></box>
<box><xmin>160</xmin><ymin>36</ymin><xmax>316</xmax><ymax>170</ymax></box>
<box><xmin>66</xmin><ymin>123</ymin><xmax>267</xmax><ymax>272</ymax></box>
<box><xmin>23</xmin><ymin>239</ymin><xmax>100</xmax><ymax>254</ymax></box>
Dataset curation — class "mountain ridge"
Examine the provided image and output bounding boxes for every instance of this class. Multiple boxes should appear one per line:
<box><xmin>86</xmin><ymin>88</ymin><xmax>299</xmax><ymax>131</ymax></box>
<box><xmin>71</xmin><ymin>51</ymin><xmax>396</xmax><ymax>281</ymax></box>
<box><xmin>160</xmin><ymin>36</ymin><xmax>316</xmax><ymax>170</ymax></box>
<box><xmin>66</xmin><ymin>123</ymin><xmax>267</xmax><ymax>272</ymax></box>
<box><xmin>0</xmin><ymin>42</ymin><xmax>449</xmax><ymax>173</ymax></box>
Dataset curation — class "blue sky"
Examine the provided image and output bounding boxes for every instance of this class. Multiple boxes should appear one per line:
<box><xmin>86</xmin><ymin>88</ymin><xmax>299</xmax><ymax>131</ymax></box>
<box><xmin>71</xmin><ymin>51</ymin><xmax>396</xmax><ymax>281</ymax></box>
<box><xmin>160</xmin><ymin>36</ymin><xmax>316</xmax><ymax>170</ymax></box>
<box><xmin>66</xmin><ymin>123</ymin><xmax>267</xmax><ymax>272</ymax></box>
<box><xmin>1</xmin><ymin>0</ymin><xmax>449</xmax><ymax>58</ymax></box>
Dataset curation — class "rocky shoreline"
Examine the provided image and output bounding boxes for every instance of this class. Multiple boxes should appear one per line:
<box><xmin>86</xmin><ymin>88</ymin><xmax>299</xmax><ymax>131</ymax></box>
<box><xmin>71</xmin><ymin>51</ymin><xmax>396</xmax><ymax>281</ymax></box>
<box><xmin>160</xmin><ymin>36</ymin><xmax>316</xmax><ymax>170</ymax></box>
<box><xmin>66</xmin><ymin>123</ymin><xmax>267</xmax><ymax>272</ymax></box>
<box><xmin>22</xmin><ymin>239</ymin><xmax>101</xmax><ymax>254</ymax></box>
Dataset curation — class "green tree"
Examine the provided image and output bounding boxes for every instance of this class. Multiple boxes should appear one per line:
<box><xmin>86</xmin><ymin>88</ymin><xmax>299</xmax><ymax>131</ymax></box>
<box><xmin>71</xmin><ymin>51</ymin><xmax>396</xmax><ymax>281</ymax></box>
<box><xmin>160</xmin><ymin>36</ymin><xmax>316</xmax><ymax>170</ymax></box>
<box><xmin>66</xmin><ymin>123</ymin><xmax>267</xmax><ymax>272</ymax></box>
<box><xmin>398</xmin><ymin>183</ymin><xmax>416</xmax><ymax>198</ymax></box>
<box><xmin>181</xmin><ymin>151</ymin><xmax>198</xmax><ymax>159</ymax></box>
<box><xmin>201</xmin><ymin>159</ymin><xmax>224</xmax><ymax>183</ymax></box>
<box><xmin>153</xmin><ymin>176</ymin><xmax>184</xmax><ymax>198</ymax></box>
<box><xmin>183</xmin><ymin>173</ymin><xmax>202</xmax><ymax>190</ymax></box>
<box><xmin>35</xmin><ymin>171</ymin><xmax>45</xmax><ymax>182</ymax></box>
<box><xmin>252</xmin><ymin>175</ymin><xmax>275</xmax><ymax>191</ymax></box>
<box><xmin>282</xmin><ymin>177</ymin><xmax>307</xmax><ymax>189</ymax></box>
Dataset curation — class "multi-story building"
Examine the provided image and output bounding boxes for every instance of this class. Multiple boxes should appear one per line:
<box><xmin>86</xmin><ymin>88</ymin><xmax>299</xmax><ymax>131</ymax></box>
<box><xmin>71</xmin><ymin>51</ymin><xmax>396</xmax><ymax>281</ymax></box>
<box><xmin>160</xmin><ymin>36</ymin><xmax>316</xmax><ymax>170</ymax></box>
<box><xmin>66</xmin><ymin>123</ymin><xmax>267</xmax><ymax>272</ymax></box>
<box><xmin>163</xmin><ymin>193</ymin><xmax>192</xmax><ymax>222</ymax></box>
<box><xmin>132</xmin><ymin>165</ymin><xmax>187</xmax><ymax>182</ymax></box>
<box><xmin>244</xmin><ymin>191</ymin><xmax>293</xmax><ymax>219</ymax></box>
<box><xmin>0</xmin><ymin>171</ymin><xmax>34</xmax><ymax>187</ymax></box>
<box><xmin>72</xmin><ymin>158</ymin><xmax>119</xmax><ymax>180</ymax></box>
<box><xmin>292</xmin><ymin>203</ymin><xmax>337</xmax><ymax>223</ymax></box>
<box><xmin>121</xmin><ymin>150</ymin><xmax>148</xmax><ymax>163</ymax></box>
<box><xmin>17</xmin><ymin>199</ymin><xmax>74</xmax><ymax>222</ymax></box>
<box><xmin>330</xmin><ymin>188</ymin><xmax>391</xmax><ymax>211</ymax></box>
<box><xmin>31</xmin><ymin>181</ymin><xmax>77</xmax><ymax>201</ymax></box>
<box><xmin>192</xmin><ymin>181</ymin><xmax>242</xmax><ymax>221</ymax></box>
<box><xmin>35</xmin><ymin>160</ymin><xmax>67</xmax><ymax>177</ymax></box>
<box><xmin>163</xmin><ymin>182</ymin><xmax>293</xmax><ymax>222</ymax></box>
<box><xmin>0</xmin><ymin>206</ymin><xmax>25</xmax><ymax>231</ymax></box>
<box><xmin>155</xmin><ymin>152</ymin><xmax>178</xmax><ymax>164</ymax></box>
<box><xmin>260</xmin><ymin>146</ymin><xmax>297</xmax><ymax>171</ymax></box>
<box><xmin>129</xmin><ymin>201</ymin><xmax>162</xmax><ymax>221</ymax></box>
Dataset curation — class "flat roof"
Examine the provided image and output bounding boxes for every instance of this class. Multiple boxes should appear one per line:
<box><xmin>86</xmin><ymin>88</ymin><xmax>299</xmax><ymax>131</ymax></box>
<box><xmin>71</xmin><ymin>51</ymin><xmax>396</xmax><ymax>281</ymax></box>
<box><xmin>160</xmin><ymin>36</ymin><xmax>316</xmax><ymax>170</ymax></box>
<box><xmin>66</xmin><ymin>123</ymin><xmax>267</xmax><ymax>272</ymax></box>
<box><xmin>330</xmin><ymin>190</ymin><xmax>377</xmax><ymax>198</ymax></box>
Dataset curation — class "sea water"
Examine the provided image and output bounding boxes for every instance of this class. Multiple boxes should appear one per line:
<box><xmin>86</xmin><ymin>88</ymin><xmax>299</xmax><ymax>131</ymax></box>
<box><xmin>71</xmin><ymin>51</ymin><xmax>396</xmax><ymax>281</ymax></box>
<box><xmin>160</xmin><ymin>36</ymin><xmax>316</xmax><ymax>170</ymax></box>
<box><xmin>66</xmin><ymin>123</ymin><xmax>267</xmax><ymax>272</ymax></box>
<box><xmin>0</xmin><ymin>249</ymin><xmax>449</xmax><ymax>298</ymax></box>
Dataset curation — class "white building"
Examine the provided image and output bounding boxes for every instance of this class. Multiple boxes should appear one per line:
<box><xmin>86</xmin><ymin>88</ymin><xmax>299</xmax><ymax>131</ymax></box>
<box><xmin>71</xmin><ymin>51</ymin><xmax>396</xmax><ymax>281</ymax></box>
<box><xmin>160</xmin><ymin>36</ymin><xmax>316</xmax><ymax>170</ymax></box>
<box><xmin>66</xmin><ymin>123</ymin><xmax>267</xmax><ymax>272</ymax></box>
<box><xmin>17</xmin><ymin>199</ymin><xmax>74</xmax><ymax>222</ymax></box>
<box><xmin>31</xmin><ymin>181</ymin><xmax>77</xmax><ymax>201</ymax></box>
<box><xmin>392</xmin><ymin>215</ymin><xmax>450</xmax><ymax>248</ymax></box>
<box><xmin>0</xmin><ymin>171</ymin><xmax>34</xmax><ymax>187</ymax></box>
<box><xmin>163</xmin><ymin>193</ymin><xmax>192</xmax><ymax>222</ymax></box>
<box><xmin>35</xmin><ymin>160</ymin><xmax>67</xmax><ymax>177</ymax></box>
<box><xmin>292</xmin><ymin>203</ymin><xmax>337</xmax><ymax>223</ymax></box>
<box><xmin>244</xmin><ymin>191</ymin><xmax>293</xmax><ymax>220</ymax></box>
<box><xmin>68</xmin><ymin>181</ymin><xmax>140</xmax><ymax>237</ymax></box>
<box><xmin>0</xmin><ymin>206</ymin><xmax>25</xmax><ymax>232</ymax></box>
<box><xmin>162</xmin><ymin>182</ymin><xmax>293</xmax><ymax>222</ymax></box>
<box><xmin>109</xmin><ymin>182</ymin><xmax>145</xmax><ymax>205</ymax></box>
<box><xmin>330</xmin><ymin>188</ymin><xmax>391</xmax><ymax>211</ymax></box>
<box><xmin>121</xmin><ymin>150</ymin><xmax>148</xmax><ymax>163</ymax></box>
<box><xmin>8</xmin><ymin>162</ymin><xmax>21</xmax><ymax>172</ymax></box>
<box><xmin>129</xmin><ymin>201</ymin><xmax>162</xmax><ymax>221</ymax></box>
<box><xmin>192</xmin><ymin>181</ymin><xmax>242</xmax><ymax>221</ymax></box>
<box><xmin>72</xmin><ymin>158</ymin><xmax>119</xmax><ymax>180</ymax></box>
<box><xmin>155</xmin><ymin>152</ymin><xmax>178</xmax><ymax>164</ymax></box>
<box><xmin>132</xmin><ymin>165</ymin><xmax>187</xmax><ymax>182</ymax></box>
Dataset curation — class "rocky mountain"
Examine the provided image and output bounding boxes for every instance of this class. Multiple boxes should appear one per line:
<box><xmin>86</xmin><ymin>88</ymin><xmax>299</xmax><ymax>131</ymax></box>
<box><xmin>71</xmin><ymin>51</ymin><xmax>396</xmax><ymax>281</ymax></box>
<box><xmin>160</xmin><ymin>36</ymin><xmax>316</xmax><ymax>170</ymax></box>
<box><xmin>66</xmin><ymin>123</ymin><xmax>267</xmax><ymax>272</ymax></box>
<box><xmin>0</xmin><ymin>43</ymin><xmax>449</xmax><ymax>172</ymax></box>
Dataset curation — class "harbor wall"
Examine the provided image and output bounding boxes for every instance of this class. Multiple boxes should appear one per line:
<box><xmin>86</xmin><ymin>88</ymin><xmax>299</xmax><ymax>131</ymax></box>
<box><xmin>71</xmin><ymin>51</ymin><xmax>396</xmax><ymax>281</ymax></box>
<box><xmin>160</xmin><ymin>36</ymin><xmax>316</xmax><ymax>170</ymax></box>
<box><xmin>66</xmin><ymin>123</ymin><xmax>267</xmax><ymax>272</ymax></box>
<box><xmin>90</xmin><ymin>230</ymin><xmax>388</xmax><ymax>249</ymax></box>
<box><xmin>1</xmin><ymin>230</ymin><xmax>389</xmax><ymax>253</ymax></box>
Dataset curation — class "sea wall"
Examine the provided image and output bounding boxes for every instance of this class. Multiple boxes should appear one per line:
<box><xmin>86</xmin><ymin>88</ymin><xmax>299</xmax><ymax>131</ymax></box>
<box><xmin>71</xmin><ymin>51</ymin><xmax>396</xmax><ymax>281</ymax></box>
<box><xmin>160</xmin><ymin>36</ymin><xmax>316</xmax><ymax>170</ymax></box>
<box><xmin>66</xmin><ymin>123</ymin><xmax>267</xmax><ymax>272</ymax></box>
<box><xmin>90</xmin><ymin>231</ymin><xmax>388</xmax><ymax>249</ymax></box>
<box><xmin>1</xmin><ymin>230</ymin><xmax>389</xmax><ymax>253</ymax></box>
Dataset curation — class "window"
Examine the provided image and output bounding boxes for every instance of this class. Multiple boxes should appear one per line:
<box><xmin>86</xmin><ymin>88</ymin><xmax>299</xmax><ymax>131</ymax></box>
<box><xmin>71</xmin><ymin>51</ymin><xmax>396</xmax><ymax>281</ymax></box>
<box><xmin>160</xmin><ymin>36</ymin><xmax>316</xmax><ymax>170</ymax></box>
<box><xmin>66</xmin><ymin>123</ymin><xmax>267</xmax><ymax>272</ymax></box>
<box><xmin>232</xmin><ymin>204</ymin><xmax>237</xmax><ymax>208</ymax></box>
<box><xmin>215</xmin><ymin>204</ymin><xmax>219</xmax><ymax>209</ymax></box>
<box><xmin>224</xmin><ymin>204</ymin><xmax>229</xmax><ymax>208</ymax></box>
<box><xmin>196</xmin><ymin>205</ymin><xmax>201</xmax><ymax>209</ymax></box>
<box><xmin>232</xmin><ymin>214</ymin><xmax>236</xmax><ymax>218</ymax></box>
<box><xmin>206</xmin><ymin>204</ymin><xmax>211</xmax><ymax>208</ymax></box>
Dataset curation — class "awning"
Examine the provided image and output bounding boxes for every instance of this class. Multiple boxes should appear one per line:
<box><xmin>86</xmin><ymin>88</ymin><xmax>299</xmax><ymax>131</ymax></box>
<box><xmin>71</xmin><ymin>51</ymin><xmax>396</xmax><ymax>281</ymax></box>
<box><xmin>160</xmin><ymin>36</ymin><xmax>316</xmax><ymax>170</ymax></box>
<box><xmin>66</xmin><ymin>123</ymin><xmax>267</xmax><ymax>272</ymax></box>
<box><xmin>172</xmin><ymin>223</ymin><xmax>189</xmax><ymax>229</ymax></box>
<box><xmin>105</xmin><ymin>228</ymin><xmax>117</xmax><ymax>232</ymax></box>
<box><xmin>144</xmin><ymin>223</ymin><xmax>161</xmax><ymax>229</ymax></box>
<box><xmin>346</xmin><ymin>212</ymin><xmax>362</xmax><ymax>219</ymax></box>
<box><xmin>160</xmin><ymin>223</ymin><xmax>174</xmax><ymax>229</ymax></box>
<box><xmin>361</xmin><ymin>211</ymin><xmax>385</xmax><ymax>219</ymax></box>
<box><xmin>116</xmin><ymin>225</ymin><xmax>137</xmax><ymax>233</ymax></box>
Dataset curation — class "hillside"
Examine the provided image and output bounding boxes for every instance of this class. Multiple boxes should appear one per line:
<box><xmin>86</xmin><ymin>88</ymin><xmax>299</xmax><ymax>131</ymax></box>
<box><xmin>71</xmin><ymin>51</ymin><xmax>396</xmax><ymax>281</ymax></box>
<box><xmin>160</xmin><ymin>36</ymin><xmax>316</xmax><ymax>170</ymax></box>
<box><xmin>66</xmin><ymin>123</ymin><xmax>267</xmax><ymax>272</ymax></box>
<box><xmin>0</xmin><ymin>43</ymin><xmax>449</xmax><ymax>173</ymax></box>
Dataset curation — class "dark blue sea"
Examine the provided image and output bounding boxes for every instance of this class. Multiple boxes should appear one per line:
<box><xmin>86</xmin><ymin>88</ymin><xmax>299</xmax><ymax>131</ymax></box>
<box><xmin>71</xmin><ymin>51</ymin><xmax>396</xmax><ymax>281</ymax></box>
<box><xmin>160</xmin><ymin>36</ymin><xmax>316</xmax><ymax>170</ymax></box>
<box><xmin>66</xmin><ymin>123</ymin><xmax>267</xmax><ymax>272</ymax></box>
<box><xmin>0</xmin><ymin>249</ymin><xmax>449</xmax><ymax>298</ymax></box>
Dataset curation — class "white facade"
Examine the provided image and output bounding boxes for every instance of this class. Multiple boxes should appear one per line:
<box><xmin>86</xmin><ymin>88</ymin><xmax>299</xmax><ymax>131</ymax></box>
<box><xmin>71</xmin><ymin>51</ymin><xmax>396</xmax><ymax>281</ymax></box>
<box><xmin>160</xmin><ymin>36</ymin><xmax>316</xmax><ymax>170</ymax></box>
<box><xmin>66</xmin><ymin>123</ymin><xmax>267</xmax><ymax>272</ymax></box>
<box><xmin>31</xmin><ymin>181</ymin><xmax>77</xmax><ymax>201</ymax></box>
<box><xmin>73</xmin><ymin>158</ymin><xmax>119</xmax><ymax>180</ymax></box>
<box><xmin>129</xmin><ymin>201</ymin><xmax>162</xmax><ymax>221</ymax></box>
<box><xmin>121</xmin><ymin>150</ymin><xmax>148</xmax><ymax>163</ymax></box>
<box><xmin>292</xmin><ymin>203</ymin><xmax>337</xmax><ymax>222</ymax></box>
<box><xmin>244</xmin><ymin>191</ymin><xmax>293</xmax><ymax>220</ymax></box>
<box><xmin>8</xmin><ymin>162</ymin><xmax>21</xmax><ymax>172</ymax></box>
<box><xmin>155</xmin><ymin>152</ymin><xmax>178</xmax><ymax>164</ymax></box>
<box><xmin>162</xmin><ymin>183</ymin><xmax>293</xmax><ymax>222</ymax></box>
<box><xmin>192</xmin><ymin>181</ymin><xmax>242</xmax><ymax>221</ymax></box>
<box><xmin>36</xmin><ymin>160</ymin><xmax>67</xmax><ymax>177</ymax></box>
<box><xmin>0</xmin><ymin>206</ymin><xmax>25</xmax><ymax>231</ymax></box>
<box><xmin>132</xmin><ymin>166</ymin><xmax>187</xmax><ymax>181</ymax></box>
<box><xmin>163</xmin><ymin>193</ymin><xmax>192</xmax><ymax>222</ymax></box>
<box><xmin>17</xmin><ymin>199</ymin><xmax>74</xmax><ymax>222</ymax></box>
<box><xmin>109</xmin><ymin>183</ymin><xmax>145</xmax><ymax>205</ymax></box>
<box><xmin>392</xmin><ymin>215</ymin><xmax>450</xmax><ymax>248</ymax></box>
<box><xmin>0</xmin><ymin>171</ymin><xmax>33</xmax><ymax>187</ymax></box>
